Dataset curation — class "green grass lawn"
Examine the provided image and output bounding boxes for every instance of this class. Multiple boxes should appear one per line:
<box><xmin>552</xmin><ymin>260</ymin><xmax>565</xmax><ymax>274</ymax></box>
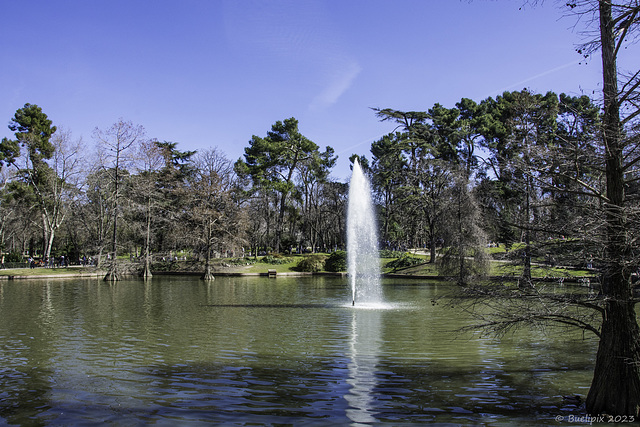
<box><xmin>0</xmin><ymin>267</ymin><xmax>97</xmax><ymax>277</ymax></box>
<box><xmin>238</xmin><ymin>259</ymin><xmax>301</xmax><ymax>274</ymax></box>
<box><xmin>382</xmin><ymin>262</ymin><xmax>439</xmax><ymax>276</ymax></box>
<box><xmin>490</xmin><ymin>262</ymin><xmax>593</xmax><ymax>278</ymax></box>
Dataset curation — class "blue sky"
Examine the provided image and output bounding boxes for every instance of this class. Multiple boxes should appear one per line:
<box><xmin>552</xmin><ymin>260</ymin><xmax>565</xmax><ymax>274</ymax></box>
<box><xmin>0</xmin><ymin>0</ymin><xmax>628</xmax><ymax>181</ymax></box>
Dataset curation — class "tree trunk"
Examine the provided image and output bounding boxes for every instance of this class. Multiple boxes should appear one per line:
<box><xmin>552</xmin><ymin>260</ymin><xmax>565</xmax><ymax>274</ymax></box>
<box><xmin>142</xmin><ymin>258</ymin><xmax>152</xmax><ymax>279</ymax></box>
<box><xmin>141</xmin><ymin>198</ymin><xmax>153</xmax><ymax>279</ymax></box>
<box><xmin>201</xmin><ymin>253</ymin><xmax>214</xmax><ymax>281</ymax></box>
<box><xmin>587</xmin><ymin>299</ymin><xmax>640</xmax><ymax>416</ymax></box>
<box><xmin>201</xmin><ymin>223</ymin><xmax>214</xmax><ymax>281</ymax></box>
<box><xmin>275</xmin><ymin>191</ymin><xmax>288</xmax><ymax>253</ymax></box>
<box><xmin>586</xmin><ymin>0</ymin><xmax>640</xmax><ymax>416</ymax></box>
<box><xmin>103</xmin><ymin>254</ymin><xmax>118</xmax><ymax>281</ymax></box>
<box><xmin>457</xmin><ymin>189</ymin><xmax>466</xmax><ymax>284</ymax></box>
<box><xmin>522</xmin><ymin>176</ymin><xmax>532</xmax><ymax>284</ymax></box>
<box><xmin>429</xmin><ymin>228</ymin><xmax>436</xmax><ymax>264</ymax></box>
<box><xmin>42</xmin><ymin>221</ymin><xmax>48</xmax><ymax>258</ymax></box>
<box><xmin>44</xmin><ymin>223</ymin><xmax>55</xmax><ymax>260</ymax></box>
<box><xmin>104</xmin><ymin>151</ymin><xmax>120</xmax><ymax>281</ymax></box>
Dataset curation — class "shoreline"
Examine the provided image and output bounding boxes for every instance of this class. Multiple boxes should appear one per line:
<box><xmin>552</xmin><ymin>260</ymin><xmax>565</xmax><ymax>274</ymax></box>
<box><xmin>0</xmin><ymin>269</ymin><xmax>592</xmax><ymax>283</ymax></box>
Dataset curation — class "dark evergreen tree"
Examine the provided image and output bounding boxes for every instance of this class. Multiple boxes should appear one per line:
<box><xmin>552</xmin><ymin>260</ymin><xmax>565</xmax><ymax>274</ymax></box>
<box><xmin>235</xmin><ymin>118</ymin><xmax>329</xmax><ymax>253</ymax></box>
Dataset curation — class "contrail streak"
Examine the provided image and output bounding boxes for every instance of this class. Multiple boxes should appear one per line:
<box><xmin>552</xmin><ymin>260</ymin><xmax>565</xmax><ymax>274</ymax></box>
<box><xmin>483</xmin><ymin>59</ymin><xmax>583</xmax><ymax>98</ymax></box>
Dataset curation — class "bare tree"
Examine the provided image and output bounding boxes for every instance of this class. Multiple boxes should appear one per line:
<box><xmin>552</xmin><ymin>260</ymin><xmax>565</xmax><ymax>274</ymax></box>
<box><xmin>185</xmin><ymin>148</ymin><xmax>248</xmax><ymax>280</ymax></box>
<box><xmin>93</xmin><ymin>119</ymin><xmax>146</xmax><ymax>281</ymax></box>
<box><xmin>0</xmin><ymin>168</ymin><xmax>12</xmax><ymax>252</ymax></box>
<box><xmin>576</xmin><ymin>0</ymin><xmax>640</xmax><ymax>416</ymax></box>
<box><xmin>40</xmin><ymin>129</ymin><xmax>83</xmax><ymax>259</ymax></box>
<box><xmin>131</xmin><ymin>139</ymin><xmax>164</xmax><ymax>279</ymax></box>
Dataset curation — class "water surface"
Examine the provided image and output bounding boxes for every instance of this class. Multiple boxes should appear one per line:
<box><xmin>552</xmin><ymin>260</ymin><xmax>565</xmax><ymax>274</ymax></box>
<box><xmin>0</xmin><ymin>276</ymin><xmax>595</xmax><ymax>425</ymax></box>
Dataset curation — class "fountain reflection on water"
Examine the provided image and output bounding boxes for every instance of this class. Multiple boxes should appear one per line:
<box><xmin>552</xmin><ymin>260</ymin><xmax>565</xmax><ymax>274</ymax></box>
<box><xmin>347</xmin><ymin>158</ymin><xmax>383</xmax><ymax>307</ymax></box>
<box><xmin>345</xmin><ymin>307</ymin><xmax>382</xmax><ymax>424</ymax></box>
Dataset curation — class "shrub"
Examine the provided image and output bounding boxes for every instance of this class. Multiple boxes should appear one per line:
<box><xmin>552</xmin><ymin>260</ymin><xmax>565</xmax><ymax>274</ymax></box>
<box><xmin>325</xmin><ymin>250</ymin><xmax>347</xmax><ymax>272</ymax></box>
<box><xmin>294</xmin><ymin>255</ymin><xmax>327</xmax><ymax>272</ymax></box>
<box><xmin>385</xmin><ymin>253</ymin><xmax>424</xmax><ymax>272</ymax></box>
<box><xmin>151</xmin><ymin>259</ymin><xmax>201</xmax><ymax>272</ymax></box>
<box><xmin>260</xmin><ymin>255</ymin><xmax>293</xmax><ymax>265</ymax></box>
<box><xmin>5</xmin><ymin>251</ymin><xmax>23</xmax><ymax>263</ymax></box>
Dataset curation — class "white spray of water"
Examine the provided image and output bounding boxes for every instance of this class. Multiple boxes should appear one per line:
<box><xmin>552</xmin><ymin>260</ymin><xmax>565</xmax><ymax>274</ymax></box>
<box><xmin>347</xmin><ymin>159</ymin><xmax>382</xmax><ymax>306</ymax></box>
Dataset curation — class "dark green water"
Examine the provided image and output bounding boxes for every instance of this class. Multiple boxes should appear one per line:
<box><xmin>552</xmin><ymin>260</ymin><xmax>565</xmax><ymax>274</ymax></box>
<box><xmin>0</xmin><ymin>276</ymin><xmax>596</xmax><ymax>425</ymax></box>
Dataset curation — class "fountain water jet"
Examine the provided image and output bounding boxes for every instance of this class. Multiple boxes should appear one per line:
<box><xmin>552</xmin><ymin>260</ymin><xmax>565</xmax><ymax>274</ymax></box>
<box><xmin>347</xmin><ymin>159</ymin><xmax>382</xmax><ymax>306</ymax></box>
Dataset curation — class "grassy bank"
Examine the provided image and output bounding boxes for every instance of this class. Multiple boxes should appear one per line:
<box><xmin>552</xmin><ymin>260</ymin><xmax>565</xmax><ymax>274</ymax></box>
<box><xmin>0</xmin><ymin>252</ymin><xmax>594</xmax><ymax>281</ymax></box>
<box><xmin>0</xmin><ymin>266</ymin><xmax>101</xmax><ymax>278</ymax></box>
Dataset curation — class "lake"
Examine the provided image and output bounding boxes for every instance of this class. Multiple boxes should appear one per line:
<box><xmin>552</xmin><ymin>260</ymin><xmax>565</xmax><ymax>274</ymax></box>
<box><xmin>0</xmin><ymin>275</ymin><xmax>595</xmax><ymax>425</ymax></box>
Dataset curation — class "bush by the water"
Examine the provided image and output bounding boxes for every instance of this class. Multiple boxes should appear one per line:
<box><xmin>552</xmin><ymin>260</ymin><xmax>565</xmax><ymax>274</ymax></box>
<box><xmin>151</xmin><ymin>259</ymin><xmax>201</xmax><ymax>272</ymax></box>
<box><xmin>324</xmin><ymin>250</ymin><xmax>347</xmax><ymax>272</ymax></box>
<box><xmin>260</xmin><ymin>255</ymin><xmax>293</xmax><ymax>265</ymax></box>
<box><xmin>379</xmin><ymin>249</ymin><xmax>406</xmax><ymax>258</ymax></box>
<box><xmin>294</xmin><ymin>254</ymin><xmax>327</xmax><ymax>272</ymax></box>
<box><xmin>385</xmin><ymin>253</ymin><xmax>424</xmax><ymax>271</ymax></box>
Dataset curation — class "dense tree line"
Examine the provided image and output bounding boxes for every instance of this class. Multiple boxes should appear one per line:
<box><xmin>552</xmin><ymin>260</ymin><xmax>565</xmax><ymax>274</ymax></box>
<box><xmin>365</xmin><ymin>90</ymin><xmax>603</xmax><ymax>275</ymax></box>
<box><xmin>0</xmin><ymin>112</ymin><xmax>347</xmax><ymax>272</ymax></box>
<box><xmin>0</xmin><ymin>87</ymin><xmax>624</xmax><ymax>284</ymax></box>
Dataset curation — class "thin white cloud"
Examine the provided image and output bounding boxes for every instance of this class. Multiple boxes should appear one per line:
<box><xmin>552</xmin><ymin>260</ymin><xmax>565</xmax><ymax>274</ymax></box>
<box><xmin>310</xmin><ymin>59</ymin><xmax>362</xmax><ymax>111</ymax></box>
